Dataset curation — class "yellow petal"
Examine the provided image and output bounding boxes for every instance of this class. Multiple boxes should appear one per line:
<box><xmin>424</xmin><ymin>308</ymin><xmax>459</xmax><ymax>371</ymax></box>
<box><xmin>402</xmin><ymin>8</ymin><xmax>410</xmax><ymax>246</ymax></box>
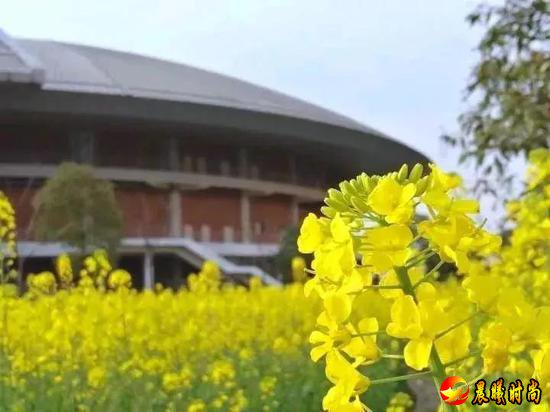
<box><xmin>331</xmin><ymin>214</ymin><xmax>351</xmax><ymax>243</ymax></box>
<box><xmin>310</xmin><ymin>344</ymin><xmax>329</xmax><ymax>362</ymax></box>
<box><xmin>404</xmin><ymin>337</ymin><xmax>433</xmax><ymax>370</ymax></box>
<box><xmin>309</xmin><ymin>330</ymin><xmax>329</xmax><ymax>344</ymax></box>
<box><xmin>386</xmin><ymin>295</ymin><xmax>423</xmax><ymax>339</ymax></box>
<box><xmin>324</xmin><ymin>293</ymin><xmax>352</xmax><ymax>324</ymax></box>
<box><xmin>297</xmin><ymin>213</ymin><xmax>324</xmax><ymax>253</ymax></box>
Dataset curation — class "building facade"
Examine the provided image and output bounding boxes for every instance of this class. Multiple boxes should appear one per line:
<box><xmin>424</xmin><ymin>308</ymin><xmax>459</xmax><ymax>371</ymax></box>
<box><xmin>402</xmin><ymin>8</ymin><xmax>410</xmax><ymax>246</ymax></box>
<box><xmin>0</xmin><ymin>29</ymin><xmax>428</xmax><ymax>286</ymax></box>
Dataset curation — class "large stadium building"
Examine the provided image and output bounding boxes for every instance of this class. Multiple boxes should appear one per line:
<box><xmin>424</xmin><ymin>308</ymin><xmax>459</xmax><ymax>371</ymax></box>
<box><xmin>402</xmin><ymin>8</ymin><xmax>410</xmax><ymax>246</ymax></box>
<box><xmin>0</xmin><ymin>29</ymin><xmax>428</xmax><ymax>287</ymax></box>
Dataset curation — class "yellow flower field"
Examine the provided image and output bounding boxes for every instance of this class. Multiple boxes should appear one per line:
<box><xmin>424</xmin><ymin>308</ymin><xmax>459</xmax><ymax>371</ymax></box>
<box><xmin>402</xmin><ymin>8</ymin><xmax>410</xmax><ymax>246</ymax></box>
<box><xmin>0</xmin><ymin>252</ymin><xmax>407</xmax><ymax>411</ymax></box>
<box><xmin>0</xmin><ymin>148</ymin><xmax>547</xmax><ymax>411</ymax></box>
<box><xmin>0</xmin><ymin>266</ymin><xmax>321</xmax><ymax>411</ymax></box>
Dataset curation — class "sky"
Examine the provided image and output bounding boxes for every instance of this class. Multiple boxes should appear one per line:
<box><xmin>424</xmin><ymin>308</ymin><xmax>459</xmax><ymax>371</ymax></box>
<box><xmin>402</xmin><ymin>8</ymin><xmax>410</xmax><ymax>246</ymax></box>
<box><xmin>1</xmin><ymin>0</ymin><xmax>519</xmax><ymax>225</ymax></box>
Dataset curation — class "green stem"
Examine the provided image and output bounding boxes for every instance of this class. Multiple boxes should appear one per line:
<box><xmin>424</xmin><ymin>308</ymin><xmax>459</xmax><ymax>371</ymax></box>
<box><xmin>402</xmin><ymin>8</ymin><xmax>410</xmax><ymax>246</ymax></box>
<box><xmin>370</xmin><ymin>371</ymin><xmax>432</xmax><ymax>385</ymax></box>
<box><xmin>365</xmin><ymin>285</ymin><xmax>402</xmax><ymax>290</ymax></box>
<box><xmin>365</xmin><ymin>214</ymin><xmax>388</xmax><ymax>226</ymax></box>
<box><xmin>466</xmin><ymin>371</ymin><xmax>486</xmax><ymax>386</ymax></box>
<box><xmin>350</xmin><ymin>332</ymin><xmax>383</xmax><ymax>338</ymax></box>
<box><xmin>350</xmin><ymin>284</ymin><xmax>402</xmax><ymax>295</ymax></box>
<box><xmin>381</xmin><ymin>354</ymin><xmax>404</xmax><ymax>359</ymax></box>
<box><xmin>426</xmin><ymin>205</ymin><xmax>437</xmax><ymax>219</ymax></box>
<box><xmin>429</xmin><ymin>349</ymin><xmax>452</xmax><ymax>412</ymax></box>
<box><xmin>394</xmin><ymin>266</ymin><xmax>452</xmax><ymax>412</ymax></box>
<box><xmin>406</xmin><ymin>250</ymin><xmax>436</xmax><ymax>268</ymax></box>
<box><xmin>411</xmin><ymin>234</ymin><xmax>422</xmax><ymax>244</ymax></box>
<box><xmin>443</xmin><ymin>350</ymin><xmax>480</xmax><ymax>368</ymax></box>
<box><xmin>413</xmin><ymin>260</ymin><xmax>444</xmax><ymax>289</ymax></box>
<box><xmin>394</xmin><ymin>266</ymin><xmax>415</xmax><ymax>296</ymax></box>
<box><xmin>434</xmin><ymin>312</ymin><xmax>478</xmax><ymax>340</ymax></box>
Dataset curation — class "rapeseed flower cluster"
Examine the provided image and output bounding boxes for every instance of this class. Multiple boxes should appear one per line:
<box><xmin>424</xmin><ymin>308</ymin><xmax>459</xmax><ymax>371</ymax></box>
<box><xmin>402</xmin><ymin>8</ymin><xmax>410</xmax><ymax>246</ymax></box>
<box><xmin>0</xmin><ymin>191</ymin><xmax>16</xmax><ymax>286</ymax></box>
<box><xmin>299</xmin><ymin>151</ymin><xmax>549</xmax><ymax>411</ymax></box>
<box><xmin>461</xmin><ymin>148</ymin><xmax>550</xmax><ymax>407</ymax></box>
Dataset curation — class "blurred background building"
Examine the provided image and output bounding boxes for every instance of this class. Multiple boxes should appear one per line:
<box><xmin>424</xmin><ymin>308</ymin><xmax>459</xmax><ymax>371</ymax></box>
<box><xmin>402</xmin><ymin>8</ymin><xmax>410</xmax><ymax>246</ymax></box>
<box><xmin>0</xmin><ymin>29</ymin><xmax>427</xmax><ymax>286</ymax></box>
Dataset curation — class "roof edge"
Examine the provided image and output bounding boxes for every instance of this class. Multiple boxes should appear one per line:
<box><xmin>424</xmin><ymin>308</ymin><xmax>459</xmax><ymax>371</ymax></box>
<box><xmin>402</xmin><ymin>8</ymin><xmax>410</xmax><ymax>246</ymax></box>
<box><xmin>0</xmin><ymin>29</ymin><xmax>45</xmax><ymax>84</ymax></box>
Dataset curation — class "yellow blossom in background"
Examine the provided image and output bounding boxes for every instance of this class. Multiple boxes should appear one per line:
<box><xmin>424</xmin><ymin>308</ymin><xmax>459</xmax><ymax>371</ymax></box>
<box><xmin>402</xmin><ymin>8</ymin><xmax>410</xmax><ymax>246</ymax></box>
<box><xmin>55</xmin><ymin>253</ymin><xmax>73</xmax><ymax>285</ymax></box>
<box><xmin>87</xmin><ymin>366</ymin><xmax>106</xmax><ymax>389</ymax></box>
<box><xmin>291</xmin><ymin>256</ymin><xmax>307</xmax><ymax>283</ymax></box>
<box><xmin>107</xmin><ymin>268</ymin><xmax>132</xmax><ymax>289</ymax></box>
<box><xmin>27</xmin><ymin>271</ymin><xmax>57</xmax><ymax>295</ymax></box>
<box><xmin>0</xmin><ymin>245</ymin><xmax>334</xmax><ymax>410</ymax></box>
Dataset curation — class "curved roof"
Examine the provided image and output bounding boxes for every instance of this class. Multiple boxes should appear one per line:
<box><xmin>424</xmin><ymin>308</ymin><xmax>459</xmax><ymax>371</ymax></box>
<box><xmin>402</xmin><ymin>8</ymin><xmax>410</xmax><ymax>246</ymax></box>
<box><xmin>0</xmin><ymin>29</ymin><xmax>428</xmax><ymax>167</ymax></box>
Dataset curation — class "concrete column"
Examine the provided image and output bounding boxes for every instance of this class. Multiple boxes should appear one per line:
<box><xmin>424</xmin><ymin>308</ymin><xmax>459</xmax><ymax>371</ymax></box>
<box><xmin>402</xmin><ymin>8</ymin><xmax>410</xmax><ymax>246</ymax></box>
<box><xmin>290</xmin><ymin>197</ymin><xmax>299</xmax><ymax>225</ymax></box>
<box><xmin>240</xmin><ymin>191</ymin><xmax>251</xmax><ymax>243</ymax></box>
<box><xmin>289</xmin><ymin>154</ymin><xmax>297</xmax><ymax>183</ymax></box>
<box><xmin>168</xmin><ymin>136</ymin><xmax>179</xmax><ymax>171</ymax></box>
<box><xmin>238</xmin><ymin>148</ymin><xmax>248</xmax><ymax>178</ymax></box>
<box><xmin>71</xmin><ymin>130</ymin><xmax>95</xmax><ymax>164</ymax></box>
<box><xmin>168</xmin><ymin>187</ymin><xmax>182</xmax><ymax>237</ymax></box>
<box><xmin>143</xmin><ymin>250</ymin><xmax>155</xmax><ymax>289</ymax></box>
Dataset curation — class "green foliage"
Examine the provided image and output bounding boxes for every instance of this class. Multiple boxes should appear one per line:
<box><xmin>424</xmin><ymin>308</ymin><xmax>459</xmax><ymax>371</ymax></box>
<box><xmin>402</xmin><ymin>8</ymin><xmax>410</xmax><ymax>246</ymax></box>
<box><xmin>274</xmin><ymin>225</ymin><xmax>300</xmax><ymax>283</ymax></box>
<box><xmin>0</xmin><ymin>349</ymin><xmax>405</xmax><ymax>411</ymax></box>
<box><xmin>445</xmin><ymin>0</ymin><xmax>549</xmax><ymax>195</ymax></box>
<box><xmin>34</xmin><ymin>162</ymin><xmax>123</xmax><ymax>256</ymax></box>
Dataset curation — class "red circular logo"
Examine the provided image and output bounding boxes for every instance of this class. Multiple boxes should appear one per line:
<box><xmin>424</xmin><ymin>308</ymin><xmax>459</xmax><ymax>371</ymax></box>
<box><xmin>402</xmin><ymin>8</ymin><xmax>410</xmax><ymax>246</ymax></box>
<box><xmin>439</xmin><ymin>376</ymin><xmax>469</xmax><ymax>405</ymax></box>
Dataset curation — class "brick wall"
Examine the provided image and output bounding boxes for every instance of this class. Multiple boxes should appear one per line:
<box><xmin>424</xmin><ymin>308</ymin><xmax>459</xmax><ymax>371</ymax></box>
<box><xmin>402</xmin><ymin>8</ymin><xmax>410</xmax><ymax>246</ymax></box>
<box><xmin>180</xmin><ymin>188</ymin><xmax>241</xmax><ymax>242</ymax></box>
<box><xmin>250</xmin><ymin>194</ymin><xmax>293</xmax><ymax>243</ymax></box>
<box><xmin>1</xmin><ymin>182</ymin><xmax>318</xmax><ymax>244</ymax></box>
<box><xmin>116</xmin><ymin>187</ymin><xmax>170</xmax><ymax>237</ymax></box>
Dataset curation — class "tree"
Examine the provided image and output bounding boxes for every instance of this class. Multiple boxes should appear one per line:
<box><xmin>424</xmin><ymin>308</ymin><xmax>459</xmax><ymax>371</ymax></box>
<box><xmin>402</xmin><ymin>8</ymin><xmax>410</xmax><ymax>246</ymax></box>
<box><xmin>34</xmin><ymin>162</ymin><xmax>123</xmax><ymax>257</ymax></box>
<box><xmin>444</xmin><ymin>0</ymin><xmax>549</xmax><ymax>196</ymax></box>
<box><xmin>274</xmin><ymin>225</ymin><xmax>301</xmax><ymax>283</ymax></box>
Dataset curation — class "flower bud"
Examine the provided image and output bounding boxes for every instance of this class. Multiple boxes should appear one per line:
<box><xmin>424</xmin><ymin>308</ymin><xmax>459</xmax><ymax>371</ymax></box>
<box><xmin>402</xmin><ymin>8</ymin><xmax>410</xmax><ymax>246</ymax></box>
<box><xmin>415</xmin><ymin>176</ymin><xmax>429</xmax><ymax>195</ymax></box>
<box><xmin>324</xmin><ymin>198</ymin><xmax>348</xmax><ymax>212</ymax></box>
<box><xmin>359</xmin><ymin>174</ymin><xmax>371</xmax><ymax>192</ymax></box>
<box><xmin>351</xmin><ymin>197</ymin><xmax>370</xmax><ymax>213</ymax></box>
<box><xmin>320</xmin><ymin>206</ymin><xmax>336</xmax><ymax>218</ymax></box>
<box><xmin>397</xmin><ymin>164</ymin><xmax>409</xmax><ymax>182</ymax></box>
<box><xmin>409</xmin><ymin>163</ymin><xmax>424</xmax><ymax>182</ymax></box>
<box><xmin>339</xmin><ymin>181</ymin><xmax>358</xmax><ymax>198</ymax></box>
<box><xmin>351</xmin><ymin>177</ymin><xmax>365</xmax><ymax>192</ymax></box>
<box><xmin>327</xmin><ymin>189</ymin><xmax>346</xmax><ymax>204</ymax></box>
